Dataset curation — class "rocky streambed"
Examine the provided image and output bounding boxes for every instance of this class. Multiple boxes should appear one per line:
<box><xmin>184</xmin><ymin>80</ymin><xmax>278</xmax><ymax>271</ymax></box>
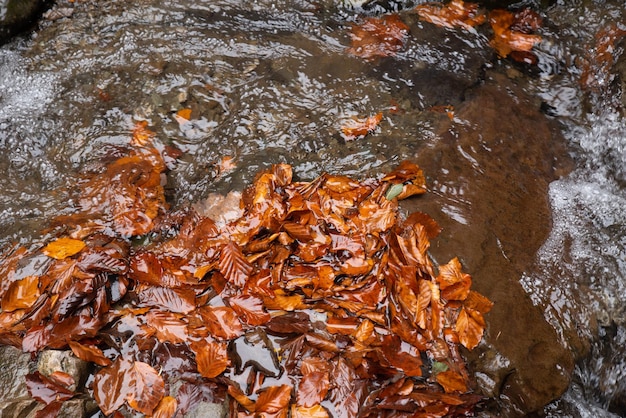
<box><xmin>0</xmin><ymin>0</ymin><xmax>625</xmax><ymax>417</ymax></box>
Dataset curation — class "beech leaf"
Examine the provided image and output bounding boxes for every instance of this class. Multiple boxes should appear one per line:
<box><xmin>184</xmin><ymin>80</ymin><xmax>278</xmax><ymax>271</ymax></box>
<box><xmin>42</xmin><ymin>238</ymin><xmax>85</xmax><ymax>260</ymax></box>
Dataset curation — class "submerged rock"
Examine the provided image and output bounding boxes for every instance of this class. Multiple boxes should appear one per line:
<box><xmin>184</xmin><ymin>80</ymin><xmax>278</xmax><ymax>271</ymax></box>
<box><xmin>403</xmin><ymin>70</ymin><xmax>576</xmax><ymax>415</ymax></box>
<box><xmin>0</xmin><ymin>0</ymin><xmax>47</xmax><ymax>44</ymax></box>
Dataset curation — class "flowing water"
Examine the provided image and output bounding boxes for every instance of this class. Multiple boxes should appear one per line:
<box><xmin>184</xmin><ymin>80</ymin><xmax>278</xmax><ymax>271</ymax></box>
<box><xmin>0</xmin><ymin>0</ymin><xmax>625</xmax><ymax>416</ymax></box>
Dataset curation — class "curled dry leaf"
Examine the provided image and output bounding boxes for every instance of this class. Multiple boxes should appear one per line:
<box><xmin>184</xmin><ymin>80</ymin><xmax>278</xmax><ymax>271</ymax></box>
<box><xmin>347</xmin><ymin>14</ymin><xmax>409</xmax><ymax>60</ymax></box>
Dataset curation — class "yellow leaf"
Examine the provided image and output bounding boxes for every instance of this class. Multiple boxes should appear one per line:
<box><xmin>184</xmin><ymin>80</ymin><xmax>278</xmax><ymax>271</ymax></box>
<box><xmin>42</xmin><ymin>237</ymin><xmax>86</xmax><ymax>259</ymax></box>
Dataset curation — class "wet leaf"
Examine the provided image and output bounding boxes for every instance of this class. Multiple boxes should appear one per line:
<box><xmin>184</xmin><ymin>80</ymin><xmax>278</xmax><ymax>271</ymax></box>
<box><xmin>191</xmin><ymin>339</ymin><xmax>229</xmax><ymax>378</ymax></box>
<box><xmin>292</xmin><ymin>404</ymin><xmax>330</xmax><ymax>418</ymax></box>
<box><xmin>297</xmin><ymin>371</ymin><xmax>330</xmax><ymax>407</ymax></box>
<box><xmin>256</xmin><ymin>385</ymin><xmax>293</xmax><ymax>413</ymax></box>
<box><xmin>416</xmin><ymin>0</ymin><xmax>486</xmax><ymax>29</ymax></box>
<box><xmin>194</xmin><ymin>306</ymin><xmax>243</xmax><ymax>340</ymax></box>
<box><xmin>455</xmin><ymin>306</ymin><xmax>486</xmax><ymax>350</ymax></box>
<box><xmin>489</xmin><ymin>9</ymin><xmax>542</xmax><ymax>59</ymax></box>
<box><xmin>35</xmin><ymin>401</ymin><xmax>63</xmax><ymax>418</ymax></box>
<box><xmin>228</xmin><ymin>294</ymin><xmax>271</xmax><ymax>326</ymax></box>
<box><xmin>143</xmin><ymin>310</ymin><xmax>188</xmax><ymax>344</ymax></box>
<box><xmin>42</xmin><ymin>238</ymin><xmax>85</xmax><ymax>260</ymax></box>
<box><xmin>126</xmin><ymin>361</ymin><xmax>166</xmax><ymax>415</ymax></box>
<box><xmin>93</xmin><ymin>358</ymin><xmax>131</xmax><ymax>415</ymax></box>
<box><xmin>385</xmin><ymin>183</ymin><xmax>404</xmax><ymax>201</ymax></box>
<box><xmin>348</xmin><ymin>14</ymin><xmax>409</xmax><ymax>60</ymax></box>
<box><xmin>26</xmin><ymin>371</ymin><xmax>75</xmax><ymax>405</ymax></box>
<box><xmin>1</xmin><ymin>275</ymin><xmax>40</xmax><ymax>312</ymax></box>
<box><xmin>68</xmin><ymin>340</ymin><xmax>112</xmax><ymax>366</ymax></box>
<box><xmin>436</xmin><ymin>258</ymin><xmax>471</xmax><ymax>301</ymax></box>
<box><xmin>436</xmin><ymin>370</ymin><xmax>468</xmax><ymax>393</ymax></box>
<box><xmin>137</xmin><ymin>286</ymin><xmax>196</xmax><ymax>314</ymax></box>
<box><xmin>152</xmin><ymin>396</ymin><xmax>177</xmax><ymax>418</ymax></box>
<box><xmin>341</xmin><ymin>112</ymin><xmax>383</xmax><ymax>140</ymax></box>
<box><xmin>219</xmin><ymin>241</ymin><xmax>252</xmax><ymax>287</ymax></box>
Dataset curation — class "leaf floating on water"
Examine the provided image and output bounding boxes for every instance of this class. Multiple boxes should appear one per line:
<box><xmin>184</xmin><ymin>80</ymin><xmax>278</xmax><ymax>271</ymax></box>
<box><xmin>341</xmin><ymin>112</ymin><xmax>383</xmax><ymax>140</ymax></box>
<box><xmin>415</xmin><ymin>0</ymin><xmax>486</xmax><ymax>30</ymax></box>
<box><xmin>42</xmin><ymin>238</ymin><xmax>85</xmax><ymax>260</ymax></box>
<box><xmin>347</xmin><ymin>14</ymin><xmax>409</xmax><ymax>60</ymax></box>
<box><xmin>489</xmin><ymin>9</ymin><xmax>542</xmax><ymax>59</ymax></box>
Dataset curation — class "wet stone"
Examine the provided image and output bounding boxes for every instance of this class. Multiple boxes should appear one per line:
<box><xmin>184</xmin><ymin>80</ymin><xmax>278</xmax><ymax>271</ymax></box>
<box><xmin>0</xmin><ymin>345</ymin><xmax>36</xmax><ymax>402</ymax></box>
<box><xmin>0</xmin><ymin>0</ymin><xmax>47</xmax><ymax>44</ymax></box>
<box><xmin>403</xmin><ymin>71</ymin><xmax>576</xmax><ymax>415</ymax></box>
<box><xmin>37</xmin><ymin>349</ymin><xmax>91</xmax><ymax>392</ymax></box>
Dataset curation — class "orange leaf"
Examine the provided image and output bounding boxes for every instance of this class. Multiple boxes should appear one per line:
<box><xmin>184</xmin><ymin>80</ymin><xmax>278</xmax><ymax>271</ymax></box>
<box><xmin>152</xmin><ymin>396</ymin><xmax>178</xmax><ymax>418</ymax></box>
<box><xmin>348</xmin><ymin>14</ymin><xmax>409</xmax><ymax>60</ymax></box>
<box><xmin>194</xmin><ymin>306</ymin><xmax>243</xmax><ymax>340</ymax></box>
<box><xmin>131</xmin><ymin>120</ymin><xmax>155</xmax><ymax>146</ymax></box>
<box><xmin>191</xmin><ymin>339</ymin><xmax>229</xmax><ymax>378</ymax></box>
<box><xmin>436</xmin><ymin>370</ymin><xmax>468</xmax><ymax>393</ymax></box>
<box><xmin>68</xmin><ymin>341</ymin><xmax>112</xmax><ymax>367</ymax></box>
<box><xmin>416</xmin><ymin>0</ymin><xmax>486</xmax><ymax>29</ymax></box>
<box><xmin>228</xmin><ymin>294</ymin><xmax>271</xmax><ymax>326</ymax></box>
<box><xmin>143</xmin><ymin>310</ymin><xmax>188</xmax><ymax>344</ymax></box>
<box><xmin>42</xmin><ymin>238</ymin><xmax>85</xmax><ymax>260</ymax></box>
<box><xmin>436</xmin><ymin>257</ymin><xmax>472</xmax><ymax>301</ymax></box>
<box><xmin>297</xmin><ymin>372</ymin><xmax>330</xmax><ymax>407</ymax></box>
<box><xmin>176</xmin><ymin>108</ymin><xmax>192</xmax><ymax>121</ymax></box>
<box><xmin>256</xmin><ymin>385</ymin><xmax>292</xmax><ymax>413</ymax></box>
<box><xmin>341</xmin><ymin>112</ymin><xmax>383</xmax><ymax>140</ymax></box>
<box><xmin>455</xmin><ymin>306</ymin><xmax>486</xmax><ymax>350</ymax></box>
<box><xmin>292</xmin><ymin>404</ymin><xmax>330</xmax><ymax>418</ymax></box>
<box><xmin>93</xmin><ymin>358</ymin><xmax>132</xmax><ymax>415</ymax></box>
<box><xmin>1</xmin><ymin>275</ymin><xmax>40</xmax><ymax>312</ymax></box>
<box><xmin>489</xmin><ymin>9</ymin><xmax>541</xmax><ymax>58</ymax></box>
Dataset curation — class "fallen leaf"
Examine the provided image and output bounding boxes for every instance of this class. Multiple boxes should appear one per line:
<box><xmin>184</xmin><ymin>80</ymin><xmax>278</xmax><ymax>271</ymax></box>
<box><xmin>436</xmin><ymin>370</ymin><xmax>468</xmax><ymax>393</ymax></box>
<box><xmin>348</xmin><ymin>14</ymin><xmax>409</xmax><ymax>60</ymax></box>
<box><xmin>489</xmin><ymin>9</ymin><xmax>542</xmax><ymax>59</ymax></box>
<box><xmin>416</xmin><ymin>0</ymin><xmax>486</xmax><ymax>30</ymax></box>
<box><xmin>42</xmin><ymin>238</ymin><xmax>85</xmax><ymax>260</ymax></box>
<box><xmin>341</xmin><ymin>112</ymin><xmax>383</xmax><ymax>140</ymax></box>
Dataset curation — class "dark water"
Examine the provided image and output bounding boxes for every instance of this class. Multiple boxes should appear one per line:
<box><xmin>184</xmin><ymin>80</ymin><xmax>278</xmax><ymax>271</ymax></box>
<box><xmin>0</xmin><ymin>0</ymin><xmax>625</xmax><ymax>416</ymax></box>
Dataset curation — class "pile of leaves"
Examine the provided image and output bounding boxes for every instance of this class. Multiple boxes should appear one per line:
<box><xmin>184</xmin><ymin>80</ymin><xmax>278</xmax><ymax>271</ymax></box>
<box><xmin>0</xmin><ymin>125</ymin><xmax>492</xmax><ymax>417</ymax></box>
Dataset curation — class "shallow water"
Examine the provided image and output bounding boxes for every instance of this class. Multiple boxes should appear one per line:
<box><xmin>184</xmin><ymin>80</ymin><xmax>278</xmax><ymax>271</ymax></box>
<box><xmin>0</xmin><ymin>0</ymin><xmax>625</xmax><ymax>416</ymax></box>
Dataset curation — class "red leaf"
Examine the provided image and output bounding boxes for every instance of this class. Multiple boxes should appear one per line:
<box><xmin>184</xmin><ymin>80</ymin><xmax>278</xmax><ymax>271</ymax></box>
<box><xmin>35</xmin><ymin>401</ymin><xmax>63</xmax><ymax>418</ymax></box>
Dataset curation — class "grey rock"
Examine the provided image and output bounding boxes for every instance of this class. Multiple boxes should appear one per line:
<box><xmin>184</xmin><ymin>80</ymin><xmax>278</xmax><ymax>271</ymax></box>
<box><xmin>37</xmin><ymin>349</ymin><xmax>91</xmax><ymax>392</ymax></box>
<box><xmin>0</xmin><ymin>345</ymin><xmax>36</xmax><ymax>402</ymax></box>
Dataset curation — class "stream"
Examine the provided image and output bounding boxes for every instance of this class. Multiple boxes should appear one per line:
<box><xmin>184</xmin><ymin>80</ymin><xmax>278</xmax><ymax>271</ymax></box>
<box><xmin>0</xmin><ymin>0</ymin><xmax>625</xmax><ymax>417</ymax></box>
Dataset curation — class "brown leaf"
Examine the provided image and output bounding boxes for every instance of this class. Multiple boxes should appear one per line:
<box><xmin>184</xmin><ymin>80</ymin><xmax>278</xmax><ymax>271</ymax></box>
<box><xmin>228</xmin><ymin>294</ymin><xmax>271</xmax><ymax>326</ymax></box>
<box><xmin>143</xmin><ymin>310</ymin><xmax>188</xmax><ymax>344</ymax></box>
<box><xmin>190</xmin><ymin>339</ymin><xmax>229</xmax><ymax>378</ymax></box>
<box><xmin>42</xmin><ymin>238</ymin><xmax>85</xmax><ymax>260</ymax></box>
<box><xmin>93</xmin><ymin>358</ymin><xmax>131</xmax><ymax>415</ymax></box>
<box><xmin>193</xmin><ymin>306</ymin><xmax>243</xmax><ymax>340</ymax></box>
<box><xmin>137</xmin><ymin>286</ymin><xmax>196</xmax><ymax>314</ymax></box>
<box><xmin>489</xmin><ymin>9</ymin><xmax>542</xmax><ymax>58</ymax></box>
<box><xmin>348</xmin><ymin>14</ymin><xmax>409</xmax><ymax>61</ymax></box>
<box><xmin>292</xmin><ymin>404</ymin><xmax>330</xmax><ymax>418</ymax></box>
<box><xmin>436</xmin><ymin>258</ymin><xmax>471</xmax><ymax>302</ymax></box>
